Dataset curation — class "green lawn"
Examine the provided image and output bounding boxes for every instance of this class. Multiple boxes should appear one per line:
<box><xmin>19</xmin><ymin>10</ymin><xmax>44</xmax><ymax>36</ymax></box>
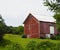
<box><xmin>0</xmin><ymin>34</ymin><xmax>60</xmax><ymax>50</ymax></box>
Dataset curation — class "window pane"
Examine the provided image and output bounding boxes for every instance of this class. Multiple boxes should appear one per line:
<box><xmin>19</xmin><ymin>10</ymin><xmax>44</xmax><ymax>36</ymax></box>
<box><xmin>50</xmin><ymin>26</ymin><xmax>54</xmax><ymax>34</ymax></box>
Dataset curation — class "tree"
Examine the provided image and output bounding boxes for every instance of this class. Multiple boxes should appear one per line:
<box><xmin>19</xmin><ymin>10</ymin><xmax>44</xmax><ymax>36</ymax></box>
<box><xmin>44</xmin><ymin>0</ymin><xmax>60</xmax><ymax>33</ymax></box>
<box><xmin>53</xmin><ymin>13</ymin><xmax>60</xmax><ymax>32</ymax></box>
<box><xmin>6</xmin><ymin>26</ymin><xmax>13</xmax><ymax>33</ymax></box>
<box><xmin>44</xmin><ymin>0</ymin><xmax>60</xmax><ymax>13</ymax></box>
<box><xmin>17</xmin><ymin>26</ymin><xmax>24</xmax><ymax>35</ymax></box>
<box><xmin>0</xmin><ymin>15</ymin><xmax>7</xmax><ymax>40</ymax></box>
<box><xmin>7</xmin><ymin>26</ymin><xmax>24</xmax><ymax>35</ymax></box>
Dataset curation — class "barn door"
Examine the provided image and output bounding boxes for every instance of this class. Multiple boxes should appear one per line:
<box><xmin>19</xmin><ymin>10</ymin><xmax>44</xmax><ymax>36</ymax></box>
<box><xmin>50</xmin><ymin>26</ymin><xmax>54</xmax><ymax>34</ymax></box>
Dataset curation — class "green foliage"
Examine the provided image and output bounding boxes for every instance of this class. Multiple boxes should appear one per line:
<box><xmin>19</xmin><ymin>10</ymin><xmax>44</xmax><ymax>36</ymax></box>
<box><xmin>54</xmin><ymin>13</ymin><xmax>60</xmax><ymax>20</ymax></box>
<box><xmin>26</xmin><ymin>40</ymin><xmax>60</xmax><ymax>50</ymax></box>
<box><xmin>55</xmin><ymin>43</ymin><xmax>60</xmax><ymax>50</ymax></box>
<box><xmin>7</xmin><ymin>26</ymin><xmax>24</xmax><ymax>35</ymax></box>
<box><xmin>0</xmin><ymin>15</ymin><xmax>7</xmax><ymax>40</ymax></box>
<box><xmin>12</xmin><ymin>27</ymin><xmax>18</xmax><ymax>34</ymax></box>
<box><xmin>1</xmin><ymin>34</ymin><xmax>60</xmax><ymax>50</ymax></box>
<box><xmin>52</xmin><ymin>34</ymin><xmax>60</xmax><ymax>40</ymax></box>
<box><xmin>55</xmin><ymin>35</ymin><xmax>60</xmax><ymax>40</ymax></box>
<box><xmin>53</xmin><ymin>14</ymin><xmax>60</xmax><ymax>32</ymax></box>
<box><xmin>22</xmin><ymin>34</ymin><xmax>27</xmax><ymax>38</ymax></box>
<box><xmin>0</xmin><ymin>39</ymin><xmax>11</xmax><ymax>47</ymax></box>
<box><xmin>26</xmin><ymin>41</ymin><xmax>37</xmax><ymax>50</ymax></box>
<box><xmin>57</xmin><ymin>25</ymin><xmax>60</xmax><ymax>33</ymax></box>
<box><xmin>17</xmin><ymin>26</ymin><xmax>24</xmax><ymax>35</ymax></box>
<box><xmin>37</xmin><ymin>41</ymin><xmax>56</xmax><ymax>50</ymax></box>
<box><xmin>44</xmin><ymin>0</ymin><xmax>60</xmax><ymax>13</ymax></box>
<box><xmin>6</xmin><ymin>43</ymin><xmax>23</xmax><ymax>50</ymax></box>
<box><xmin>6</xmin><ymin>26</ymin><xmax>13</xmax><ymax>33</ymax></box>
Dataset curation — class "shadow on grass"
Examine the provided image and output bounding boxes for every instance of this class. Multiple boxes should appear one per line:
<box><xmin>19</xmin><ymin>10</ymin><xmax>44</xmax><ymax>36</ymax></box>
<box><xmin>0</xmin><ymin>39</ymin><xmax>11</xmax><ymax>47</ymax></box>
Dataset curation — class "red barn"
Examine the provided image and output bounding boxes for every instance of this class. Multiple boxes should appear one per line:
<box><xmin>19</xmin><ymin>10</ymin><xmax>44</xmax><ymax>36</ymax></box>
<box><xmin>23</xmin><ymin>13</ymin><xmax>58</xmax><ymax>38</ymax></box>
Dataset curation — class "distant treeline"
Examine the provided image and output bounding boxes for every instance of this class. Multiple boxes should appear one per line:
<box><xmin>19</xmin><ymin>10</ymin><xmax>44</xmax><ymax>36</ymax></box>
<box><xmin>0</xmin><ymin>15</ymin><xmax>24</xmax><ymax>40</ymax></box>
<box><xmin>7</xmin><ymin>26</ymin><xmax>24</xmax><ymax>35</ymax></box>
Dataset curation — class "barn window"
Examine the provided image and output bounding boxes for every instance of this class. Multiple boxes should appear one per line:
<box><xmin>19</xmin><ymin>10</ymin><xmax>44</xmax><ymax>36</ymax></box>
<box><xmin>50</xmin><ymin>26</ymin><xmax>54</xmax><ymax>34</ymax></box>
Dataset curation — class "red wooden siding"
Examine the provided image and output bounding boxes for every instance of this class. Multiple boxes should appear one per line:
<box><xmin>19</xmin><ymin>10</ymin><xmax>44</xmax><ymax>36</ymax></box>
<box><xmin>40</xmin><ymin>21</ymin><xmax>58</xmax><ymax>38</ymax></box>
<box><xmin>24</xmin><ymin>14</ymin><xmax>40</xmax><ymax>38</ymax></box>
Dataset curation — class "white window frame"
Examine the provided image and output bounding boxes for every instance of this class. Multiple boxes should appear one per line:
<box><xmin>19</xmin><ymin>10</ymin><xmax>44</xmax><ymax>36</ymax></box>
<box><xmin>50</xmin><ymin>26</ymin><xmax>54</xmax><ymax>35</ymax></box>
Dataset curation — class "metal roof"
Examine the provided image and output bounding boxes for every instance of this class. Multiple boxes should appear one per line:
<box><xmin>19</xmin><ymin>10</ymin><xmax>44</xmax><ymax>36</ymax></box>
<box><xmin>31</xmin><ymin>13</ymin><xmax>56</xmax><ymax>22</ymax></box>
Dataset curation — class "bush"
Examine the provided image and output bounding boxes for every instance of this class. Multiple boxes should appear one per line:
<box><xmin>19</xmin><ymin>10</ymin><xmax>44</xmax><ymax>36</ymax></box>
<box><xmin>0</xmin><ymin>39</ymin><xmax>11</xmax><ymax>47</ymax></box>
<box><xmin>55</xmin><ymin>34</ymin><xmax>60</xmax><ymax>40</ymax></box>
<box><xmin>26</xmin><ymin>41</ymin><xmax>37</xmax><ymax>50</ymax></box>
<box><xmin>22</xmin><ymin>35</ymin><xmax>27</xmax><ymax>38</ymax></box>
<box><xmin>55</xmin><ymin>43</ymin><xmax>60</xmax><ymax>50</ymax></box>
<box><xmin>51</xmin><ymin>42</ymin><xmax>60</xmax><ymax>50</ymax></box>
<box><xmin>6</xmin><ymin>43</ymin><xmax>23</xmax><ymax>50</ymax></box>
<box><xmin>51</xmin><ymin>34</ymin><xmax>60</xmax><ymax>40</ymax></box>
<box><xmin>37</xmin><ymin>41</ymin><xmax>56</xmax><ymax>50</ymax></box>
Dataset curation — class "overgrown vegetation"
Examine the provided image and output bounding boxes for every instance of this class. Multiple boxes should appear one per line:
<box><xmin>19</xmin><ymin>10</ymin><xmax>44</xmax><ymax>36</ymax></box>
<box><xmin>26</xmin><ymin>41</ymin><xmax>37</xmax><ymax>50</ymax></box>
<box><xmin>0</xmin><ymin>39</ymin><xmax>11</xmax><ymax>47</ymax></box>
<box><xmin>51</xmin><ymin>34</ymin><xmax>60</xmax><ymax>40</ymax></box>
<box><xmin>1</xmin><ymin>34</ymin><xmax>60</xmax><ymax>50</ymax></box>
<box><xmin>6</xmin><ymin>43</ymin><xmax>23</xmax><ymax>50</ymax></box>
<box><xmin>37</xmin><ymin>41</ymin><xmax>56</xmax><ymax>50</ymax></box>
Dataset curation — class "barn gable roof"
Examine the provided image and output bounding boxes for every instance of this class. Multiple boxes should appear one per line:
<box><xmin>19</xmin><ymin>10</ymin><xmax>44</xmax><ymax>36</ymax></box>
<box><xmin>23</xmin><ymin>13</ymin><xmax>32</xmax><ymax>24</ymax></box>
<box><xmin>23</xmin><ymin>13</ymin><xmax>56</xmax><ymax>24</ymax></box>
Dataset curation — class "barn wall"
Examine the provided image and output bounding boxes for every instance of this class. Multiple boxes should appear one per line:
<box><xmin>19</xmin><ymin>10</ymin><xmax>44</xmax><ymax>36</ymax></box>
<box><xmin>40</xmin><ymin>21</ymin><xmax>58</xmax><ymax>38</ymax></box>
<box><xmin>24</xmin><ymin>14</ymin><xmax>40</xmax><ymax>38</ymax></box>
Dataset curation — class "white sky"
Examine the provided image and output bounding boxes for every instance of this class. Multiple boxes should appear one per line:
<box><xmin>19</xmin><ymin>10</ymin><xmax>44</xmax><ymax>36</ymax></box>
<box><xmin>0</xmin><ymin>0</ymin><xmax>54</xmax><ymax>26</ymax></box>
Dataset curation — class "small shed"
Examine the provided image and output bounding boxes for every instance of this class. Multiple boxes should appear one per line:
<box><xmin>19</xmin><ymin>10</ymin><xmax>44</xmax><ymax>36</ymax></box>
<box><xmin>23</xmin><ymin>13</ymin><xmax>58</xmax><ymax>38</ymax></box>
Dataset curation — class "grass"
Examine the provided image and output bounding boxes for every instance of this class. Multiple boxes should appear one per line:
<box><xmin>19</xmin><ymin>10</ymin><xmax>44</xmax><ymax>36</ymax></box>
<box><xmin>4</xmin><ymin>34</ymin><xmax>60</xmax><ymax>46</ymax></box>
<box><xmin>0</xmin><ymin>34</ymin><xmax>60</xmax><ymax>50</ymax></box>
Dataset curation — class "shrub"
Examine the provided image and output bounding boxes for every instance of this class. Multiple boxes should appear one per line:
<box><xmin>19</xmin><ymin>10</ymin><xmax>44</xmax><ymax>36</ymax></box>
<box><xmin>55</xmin><ymin>34</ymin><xmax>60</xmax><ymax>40</ymax></box>
<box><xmin>37</xmin><ymin>41</ymin><xmax>56</xmax><ymax>50</ymax></box>
<box><xmin>26</xmin><ymin>41</ymin><xmax>37</xmax><ymax>50</ymax></box>
<box><xmin>54</xmin><ymin>43</ymin><xmax>60</xmax><ymax>50</ymax></box>
<box><xmin>22</xmin><ymin>35</ymin><xmax>27</xmax><ymax>38</ymax></box>
<box><xmin>0</xmin><ymin>39</ymin><xmax>11</xmax><ymax>47</ymax></box>
<box><xmin>51</xmin><ymin>34</ymin><xmax>60</xmax><ymax>40</ymax></box>
<box><xmin>6</xmin><ymin>43</ymin><xmax>23</xmax><ymax>50</ymax></box>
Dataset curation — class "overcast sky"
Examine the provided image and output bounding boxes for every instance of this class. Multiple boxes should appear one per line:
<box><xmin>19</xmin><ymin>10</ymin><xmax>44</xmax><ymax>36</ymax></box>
<box><xmin>0</xmin><ymin>0</ymin><xmax>54</xmax><ymax>26</ymax></box>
